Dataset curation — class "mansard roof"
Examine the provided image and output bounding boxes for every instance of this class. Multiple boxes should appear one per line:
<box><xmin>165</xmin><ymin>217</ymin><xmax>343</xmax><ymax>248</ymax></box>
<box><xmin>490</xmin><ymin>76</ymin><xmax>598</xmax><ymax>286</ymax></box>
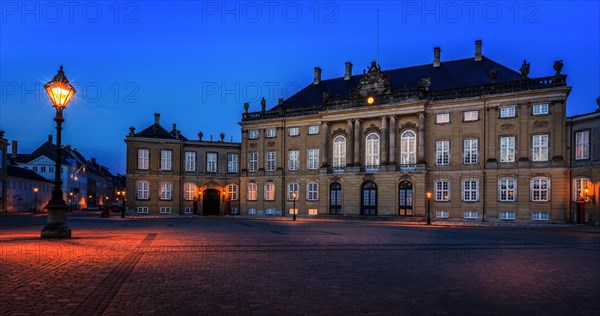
<box><xmin>7</xmin><ymin>165</ymin><xmax>52</xmax><ymax>183</ymax></box>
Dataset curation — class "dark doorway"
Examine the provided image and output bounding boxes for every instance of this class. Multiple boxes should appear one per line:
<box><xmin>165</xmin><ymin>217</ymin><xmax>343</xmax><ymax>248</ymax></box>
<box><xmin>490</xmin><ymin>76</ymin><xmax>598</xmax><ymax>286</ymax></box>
<box><xmin>202</xmin><ymin>189</ymin><xmax>221</xmax><ymax>215</ymax></box>
<box><xmin>329</xmin><ymin>182</ymin><xmax>342</xmax><ymax>215</ymax></box>
<box><xmin>361</xmin><ymin>181</ymin><xmax>377</xmax><ymax>215</ymax></box>
<box><xmin>398</xmin><ymin>181</ymin><xmax>413</xmax><ymax>216</ymax></box>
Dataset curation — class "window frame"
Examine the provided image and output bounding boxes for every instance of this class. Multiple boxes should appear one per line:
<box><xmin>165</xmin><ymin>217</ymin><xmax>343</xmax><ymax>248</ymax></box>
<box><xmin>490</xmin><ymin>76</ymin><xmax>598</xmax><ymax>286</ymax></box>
<box><xmin>264</xmin><ymin>182</ymin><xmax>275</xmax><ymax>201</ymax></box>
<box><xmin>288</xmin><ymin>127</ymin><xmax>300</xmax><ymax>136</ymax></box>
<box><xmin>248</xmin><ymin>152</ymin><xmax>258</xmax><ymax>172</ymax></box>
<box><xmin>575</xmin><ymin>130</ymin><xmax>590</xmax><ymax>160</ymax></box>
<box><xmin>160</xmin><ymin>149</ymin><xmax>173</xmax><ymax>171</ymax></box>
<box><xmin>499</xmin><ymin>136</ymin><xmax>516</xmax><ymax>163</ymax></box>
<box><xmin>400</xmin><ymin>130</ymin><xmax>417</xmax><ymax>165</ymax></box>
<box><xmin>136</xmin><ymin>181</ymin><xmax>150</xmax><ymax>200</ymax></box>
<box><xmin>137</xmin><ymin>148</ymin><xmax>149</xmax><ymax>170</ymax></box>
<box><xmin>530</xmin><ymin>177</ymin><xmax>550</xmax><ymax>202</ymax></box>
<box><xmin>227</xmin><ymin>184</ymin><xmax>238</xmax><ymax>201</ymax></box>
<box><xmin>435</xmin><ymin>113</ymin><xmax>450</xmax><ymax>124</ymax></box>
<box><xmin>248</xmin><ymin>130</ymin><xmax>259</xmax><ymax>139</ymax></box>
<box><xmin>435</xmin><ymin>140</ymin><xmax>450</xmax><ymax>166</ymax></box>
<box><xmin>247</xmin><ymin>182</ymin><xmax>257</xmax><ymax>201</ymax></box>
<box><xmin>463</xmin><ymin>138</ymin><xmax>478</xmax><ymax>164</ymax></box>
<box><xmin>227</xmin><ymin>153</ymin><xmax>239</xmax><ymax>173</ymax></box>
<box><xmin>206</xmin><ymin>152</ymin><xmax>218</xmax><ymax>173</ymax></box>
<box><xmin>365</xmin><ymin>133</ymin><xmax>380</xmax><ymax>167</ymax></box>
<box><xmin>463</xmin><ymin>111</ymin><xmax>479</xmax><ymax>122</ymax></box>
<box><xmin>500</xmin><ymin>106</ymin><xmax>516</xmax><ymax>118</ymax></box>
<box><xmin>435</xmin><ymin>179</ymin><xmax>450</xmax><ymax>202</ymax></box>
<box><xmin>308</xmin><ymin>125</ymin><xmax>319</xmax><ymax>135</ymax></box>
<box><xmin>266</xmin><ymin>151</ymin><xmax>276</xmax><ymax>172</ymax></box>
<box><xmin>573</xmin><ymin>177</ymin><xmax>591</xmax><ymax>201</ymax></box>
<box><xmin>266</xmin><ymin>128</ymin><xmax>276</xmax><ymax>138</ymax></box>
<box><xmin>184</xmin><ymin>151</ymin><xmax>196</xmax><ymax>172</ymax></box>
<box><xmin>288</xmin><ymin>150</ymin><xmax>299</xmax><ymax>171</ymax></box>
<box><xmin>462</xmin><ymin>179</ymin><xmax>479</xmax><ymax>202</ymax></box>
<box><xmin>287</xmin><ymin>182</ymin><xmax>299</xmax><ymax>201</ymax></box>
<box><xmin>498</xmin><ymin>178</ymin><xmax>517</xmax><ymax>202</ymax></box>
<box><xmin>159</xmin><ymin>181</ymin><xmax>173</xmax><ymax>200</ymax></box>
<box><xmin>183</xmin><ymin>182</ymin><xmax>197</xmax><ymax>200</ymax></box>
<box><xmin>307</xmin><ymin>182</ymin><xmax>319</xmax><ymax>201</ymax></box>
<box><xmin>532</xmin><ymin>134</ymin><xmax>549</xmax><ymax>162</ymax></box>
<box><xmin>332</xmin><ymin>135</ymin><xmax>346</xmax><ymax>168</ymax></box>
<box><xmin>532</xmin><ymin>103</ymin><xmax>549</xmax><ymax>115</ymax></box>
<box><xmin>307</xmin><ymin>148</ymin><xmax>319</xmax><ymax>170</ymax></box>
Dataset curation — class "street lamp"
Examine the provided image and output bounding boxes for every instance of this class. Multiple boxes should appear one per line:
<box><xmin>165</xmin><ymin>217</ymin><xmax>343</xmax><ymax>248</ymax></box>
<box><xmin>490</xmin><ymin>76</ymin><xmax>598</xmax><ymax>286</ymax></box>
<box><xmin>33</xmin><ymin>187</ymin><xmax>38</xmax><ymax>214</ymax></box>
<box><xmin>41</xmin><ymin>65</ymin><xmax>76</xmax><ymax>239</ymax></box>
<box><xmin>426</xmin><ymin>192</ymin><xmax>432</xmax><ymax>225</ymax></box>
<box><xmin>291</xmin><ymin>192</ymin><xmax>297</xmax><ymax>221</ymax></box>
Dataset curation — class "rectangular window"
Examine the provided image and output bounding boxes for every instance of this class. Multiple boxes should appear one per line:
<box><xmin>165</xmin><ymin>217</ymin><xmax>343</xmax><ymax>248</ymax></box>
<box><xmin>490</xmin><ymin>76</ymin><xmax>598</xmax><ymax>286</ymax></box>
<box><xmin>308</xmin><ymin>149</ymin><xmax>319</xmax><ymax>170</ymax></box>
<box><xmin>532</xmin><ymin>104</ymin><xmax>549</xmax><ymax>115</ymax></box>
<box><xmin>463</xmin><ymin>111</ymin><xmax>479</xmax><ymax>121</ymax></box>
<box><xmin>184</xmin><ymin>207</ymin><xmax>192</xmax><ymax>214</ymax></box>
<box><xmin>247</xmin><ymin>183</ymin><xmax>257</xmax><ymax>201</ymax></box>
<box><xmin>500</xmin><ymin>107</ymin><xmax>516</xmax><ymax>118</ymax></box>
<box><xmin>266</xmin><ymin>128</ymin><xmax>276</xmax><ymax>138</ymax></box>
<box><xmin>248</xmin><ymin>130</ymin><xmax>259</xmax><ymax>139</ymax></box>
<box><xmin>160</xmin><ymin>150</ymin><xmax>172</xmax><ymax>171</ymax></box>
<box><xmin>307</xmin><ymin>182</ymin><xmax>319</xmax><ymax>201</ymax></box>
<box><xmin>248</xmin><ymin>152</ymin><xmax>258</xmax><ymax>172</ymax></box>
<box><xmin>227</xmin><ymin>154</ymin><xmax>238</xmax><ymax>173</ymax></box>
<box><xmin>185</xmin><ymin>151</ymin><xmax>196</xmax><ymax>172</ymax></box>
<box><xmin>436</xmin><ymin>113</ymin><xmax>450</xmax><ymax>124</ymax></box>
<box><xmin>435</xmin><ymin>141</ymin><xmax>450</xmax><ymax>165</ymax></box>
<box><xmin>265</xmin><ymin>208</ymin><xmax>276</xmax><ymax>215</ymax></box>
<box><xmin>287</xmin><ymin>183</ymin><xmax>299</xmax><ymax>200</ymax></box>
<box><xmin>308</xmin><ymin>125</ymin><xmax>319</xmax><ymax>135</ymax></box>
<box><xmin>500</xmin><ymin>211</ymin><xmax>515</xmax><ymax>220</ymax></box>
<box><xmin>137</xmin><ymin>181</ymin><xmax>149</xmax><ymax>200</ymax></box>
<box><xmin>463</xmin><ymin>139</ymin><xmax>478</xmax><ymax>164</ymax></box>
<box><xmin>288</xmin><ymin>150</ymin><xmax>299</xmax><ymax>171</ymax></box>
<box><xmin>289</xmin><ymin>208</ymin><xmax>298</xmax><ymax>215</ymax></box>
<box><xmin>499</xmin><ymin>178</ymin><xmax>516</xmax><ymax>202</ymax></box>
<box><xmin>264</xmin><ymin>183</ymin><xmax>275</xmax><ymax>201</ymax></box>
<box><xmin>435</xmin><ymin>210</ymin><xmax>449</xmax><ymax>218</ymax></box>
<box><xmin>160</xmin><ymin>207</ymin><xmax>171</xmax><ymax>214</ymax></box>
<box><xmin>41</xmin><ymin>166</ymin><xmax>46</xmax><ymax>172</ymax></box>
<box><xmin>137</xmin><ymin>149</ymin><xmax>149</xmax><ymax>170</ymax></box>
<box><xmin>500</xmin><ymin>137</ymin><xmax>516</xmax><ymax>162</ymax></box>
<box><xmin>160</xmin><ymin>182</ymin><xmax>172</xmax><ymax>200</ymax></box>
<box><xmin>288</xmin><ymin>127</ymin><xmax>299</xmax><ymax>136</ymax></box>
<box><xmin>227</xmin><ymin>184</ymin><xmax>238</xmax><ymax>200</ymax></box>
<box><xmin>532</xmin><ymin>212</ymin><xmax>549</xmax><ymax>221</ymax></box>
<box><xmin>308</xmin><ymin>208</ymin><xmax>318</xmax><ymax>215</ymax></box>
<box><xmin>531</xmin><ymin>178</ymin><xmax>550</xmax><ymax>201</ymax></box>
<box><xmin>247</xmin><ymin>207</ymin><xmax>256</xmax><ymax>215</ymax></box>
<box><xmin>435</xmin><ymin>180</ymin><xmax>450</xmax><ymax>201</ymax></box>
<box><xmin>573</xmin><ymin>178</ymin><xmax>591</xmax><ymax>201</ymax></box>
<box><xmin>207</xmin><ymin>153</ymin><xmax>217</xmax><ymax>173</ymax></box>
<box><xmin>463</xmin><ymin>179</ymin><xmax>479</xmax><ymax>202</ymax></box>
<box><xmin>532</xmin><ymin>134</ymin><xmax>549</xmax><ymax>161</ymax></box>
<box><xmin>230</xmin><ymin>207</ymin><xmax>238</xmax><ymax>214</ymax></box>
<box><xmin>137</xmin><ymin>207</ymin><xmax>148</xmax><ymax>214</ymax></box>
<box><xmin>266</xmin><ymin>151</ymin><xmax>276</xmax><ymax>171</ymax></box>
<box><xmin>464</xmin><ymin>211</ymin><xmax>478</xmax><ymax>219</ymax></box>
<box><xmin>575</xmin><ymin>131</ymin><xmax>589</xmax><ymax>160</ymax></box>
<box><xmin>33</xmin><ymin>166</ymin><xmax>38</xmax><ymax>172</ymax></box>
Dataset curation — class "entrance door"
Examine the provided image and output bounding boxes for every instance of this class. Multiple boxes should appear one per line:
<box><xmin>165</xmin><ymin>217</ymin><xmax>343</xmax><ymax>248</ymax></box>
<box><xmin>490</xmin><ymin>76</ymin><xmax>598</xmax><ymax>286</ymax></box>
<box><xmin>398</xmin><ymin>181</ymin><xmax>413</xmax><ymax>216</ymax></box>
<box><xmin>361</xmin><ymin>182</ymin><xmax>377</xmax><ymax>215</ymax></box>
<box><xmin>329</xmin><ymin>182</ymin><xmax>342</xmax><ymax>215</ymax></box>
<box><xmin>202</xmin><ymin>189</ymin><xmax>221</xmax><ymax>215</ymax></box>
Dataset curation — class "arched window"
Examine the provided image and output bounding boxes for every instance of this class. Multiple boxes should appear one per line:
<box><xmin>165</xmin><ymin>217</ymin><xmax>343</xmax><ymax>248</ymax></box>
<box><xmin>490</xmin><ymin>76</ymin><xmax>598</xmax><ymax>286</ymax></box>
<box><xmin>136</xmin><ymin>181</ymin><xmax>149</xmax><ymax>200</ymax></box>
<box><xmin>361</xmin><ymin>181</ymin><xmax>377</xmax><ymax>215</ymax></box>
<box><xmin>329</xmin><ymin>182</ymin><xmax>342</xmax><ymax>214</ymax></box>
<box><xmin>159</xmin><ymin>182</ymin><xmax>172</xmax><ymax>200</ymax></box>
<box><xmin>333</xmin><ymin>135</ymin><xmax>346</xmax><ymax>168</ymax></box>
<box><xmin>264</xmin><ymin>182</ymin><xmax>275</xmax><ymax>201</ymax></box>
<box><xmin>287</xmin><ymin>182</ymin><xmax>299</xmax><ymax>200</ymax></box>
<box><xmin>183</xmin><ymin>182</ymin><xmax>197</xmax><ymax>200</ymax></box>
<box><xmin>365</xmin><ymin>133</ymin><xmax>380</xmax><ymax>167</ymax></box>
<box><xmin>247</xmin><ymin>182</ymin><xmax>257</xmax><ymax>201</ymax></box>
<box><xmin>400</xmin><ymin>130</ymin><xmax>416</xmax><ymax>164</ymax></box>
<box><xmin>573</xmin><ymin>177</ymin><xmax>591</xmax><ymax>201</ymax></box>
<box><xmin>398</xmin><ymin>181</ymin><xmax>413</xmax><ymax>216</ymax></box>
<box><xmin>498</xmin><ymin>178</ymin><xmax>517</xmax><ymax>202</ymax></box>
<box><xmin>227</xmin><ymin>184</ymin><xmax>238</xmax><ymax>201</ymax></box>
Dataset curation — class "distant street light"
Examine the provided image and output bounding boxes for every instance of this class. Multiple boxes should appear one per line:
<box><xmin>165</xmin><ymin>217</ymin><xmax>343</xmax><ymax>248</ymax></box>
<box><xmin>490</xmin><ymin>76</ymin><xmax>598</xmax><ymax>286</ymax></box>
<box><xmin>33</xmin><ymin>187</ymin><xmax>38</xmax><ymax>214</ymax></box>
<box><xmin>426</xmin><ymin>192</ymin><xmax>432</xmax><ymax>225</ymax></box>
<box><xmin>41</xmin><ymin>65</ymin><xmax>76</xmax><ymax>239</ymax></box>
<box><xmin>291</xmin><ymin>192</ymin><xmax>298</xmax><ymax>221</ymax></box>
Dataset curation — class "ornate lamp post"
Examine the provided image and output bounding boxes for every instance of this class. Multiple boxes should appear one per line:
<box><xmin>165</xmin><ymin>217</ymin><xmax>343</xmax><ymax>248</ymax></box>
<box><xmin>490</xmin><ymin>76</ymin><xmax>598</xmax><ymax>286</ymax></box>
<box><xmin>426</xmin><ymin>192</ymin><xmax>432</xmax><ymax>225</ymax></box>
<box><xmin>33</xmin><ymin>187</ymin><xmax>38</xmax><ymax>214</ymax></box>
<box><xmin>291</xmin><ymin>192</ymin><xmax>297</xmax><ymax>221</ymax></box>
<box><xmin>41</xmin><ymin>65</ymin><xmax>76</xmax><ymax>239</ymax></box>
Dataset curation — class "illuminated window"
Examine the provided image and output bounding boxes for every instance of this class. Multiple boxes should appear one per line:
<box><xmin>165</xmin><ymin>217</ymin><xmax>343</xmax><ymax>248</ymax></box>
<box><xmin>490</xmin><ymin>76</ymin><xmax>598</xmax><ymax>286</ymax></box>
<box><xmin>228</xmin><ymin>154</ymin><xmax>238</xmax><ymax>173</ymax></box>
<box><xmin>136</xmin><ymin>181</ymin><xmax>149</xmax><ymax>200</ymax></box>
<box><xmin>333</xmin><ymin>136</ymin><xmax>346</xmax><ymax>168</ymax></box>
<box><xmin>500</xmin><ymin>211</ymin><xmax>515</xmax><ymax>220</ymax></box>
<box><xmin>531</xmin><ymin>177</ymin><xmax>550</xmax><ymax>201</ymax></box>
<box><xmin>400</xmin><ymin>130</ymin><xmax>416</xmax><ymax>164</ymax></box>
<box><xmin>463</xmin><ymin>111</ymin><xmax>478</xmax><ymax>121</ymax></box>
<box><xmin>264</xmin><ymin>182</ymin><xmax>275</xmax><ymax>200</ymax></box>
<box><xmin>287</xmin><ymin>182</ymin><xmax>299</xmax><ymax>200</ymax></box>
<box><xmin>500</xmin><ymin>137</ymin><xmax>516</xmax><ymax>162</ymax></box>
<box><xmin>227</xmin><ymin>184</ymin><xmax>238</xmax><ymax>200</ymax></box>
<box><xmin>266</xmin><ymin>151</ymin><xmax>276</xmax><ymax>172</ymax></box>
<box><xmin>308</xmin><ymin>208</ymin><xmax>318</xmax><ymax>215</ymax></box>
<box><xmin>248</xmin><ymin>152</ymin><xmax>258</xmax><ymax>172</ymax></box>
<box><xmin>499</xmin><ymin>178</ymin><xmax>516</xmax><ymax>202</ymax></box>
<box><xmin>573</xmin><ymin>178</ymin><xmax>591</xmax><ymax>201</ymax></box>
<box><xmin>289</xmin><ymin>208</ymin><xmax>298</xmax><ymax>215</ymax></box>
<box><xmin>532</xmin><ymin>104</ymin><xmax>549</xmax><ymax>115</ymax></box>
<box><xmin>463</xmin><ymin>139</ymin><xmax>478</xmax><ymax>164</ymax></box>
<box><xmin>289</xmin><ymin>127</ymin><xmax>299</xmax><ymax>136</ymax></box>
<box><xmin>308</xmin><ymin>149</ymin><xmax>319</xmax><ymax>170</ymax></box>
<box><xmin>532</xmin><ymin>134</ymin><xmax>549</xmax><ymax>161</ymax></box>
<box><xmin>463</xmin><ymin>179</ymin><xmax>479</xmax><ymax>202</ymax></box>
<box><xmin>532</xmin><ymin>212</ymin><xmax>549</xmax><ymax>220</ymax></box>
<box><xmin>207</xmin><ymin>153</ymin><xmax>217</xmax><ymax>173</ymax></box>
<box><xmin>159</xmin><ymin>182</ymin><xmax>172</xmax><ymax>200</ymax></box>
<box><xmin>266</xmin><ymin>128</ymin><xmax>276</xmax><ymax>138</ymax></box>
<box><xmin>575</xmin><ymin>131</ymin><xmax>589</xmax><ymax>160</ymax></box>
<box><xmin>185</xmin><ymin>151</ymin><xmax>196</xmax><ymax>172</ymax></box>
<box><xmin>365</xmin><ymin>133</ymin><xmax>380</xmax><ymax>167</ymax></box>
<box><xmin>435</xmin><ymin>180</ymin><xmax>450</xmax><ymax>201</ymax></box>
<box><xmin>307</xmin><ymin>182</ymin><xmax>319</xmax><ymax>201</ymax></box>
<box><xmin>160</xmin><ymin>207</ymin><xmax>171</xmax><ymax>214</ymax></box>
<box><xmin>436</xmin><ymin>140</ymin><xmax>449</xmax><ymax>165</ymax></box>
<box><xmin>500</xmin><ymin>107</ymin><xmax>516</xmax><ymax>118</ymax></box>
<box><xmin>160</xmin><ymin>150</ymin><xmax>172</xmax><ymax>171</ymax></box>
<box><xmin>137</xmin><ymin>149</ymin><xmax>149</xmax><ymax>170</ymax></box>
<box><xmin>288</xmin><ymin>150</ymin><xmax>299</xmax><ymax>171</ymax></box>
<box><xmin>435</xmin><ymin>113</ymin><xmax>450</xmax><ymax>124</ymax></box>
<box><xmin>464</xmin><ymin>211</ymin><xmax>478</xmax><ymax>219</ymax></box>
<box><xmin>247</xmin><ymin>182</ymin><xmax>257</xmax><ymax>200</ymax></box>
<box><xmin>183</xmin><ymin>182</ymin><xmax>197</xmax><ymax>200</ymax></box>
<box><xmin>308</xmin><ymin>125</ymin><xmax>319</xmax><ymax>135</ymax></box>
<box><xmin>248</xmin><ymin>130</ymin><xmax>259</xmax><ymax>139</ymax></box>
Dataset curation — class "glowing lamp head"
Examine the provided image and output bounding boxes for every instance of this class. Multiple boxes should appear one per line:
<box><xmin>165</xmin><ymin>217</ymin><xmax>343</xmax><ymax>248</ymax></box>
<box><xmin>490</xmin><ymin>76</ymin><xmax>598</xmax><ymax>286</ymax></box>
<box><xmin>426</xmin><ymin>192</ymin><xmax>432</xmax><ymax>199</ymax></box>
<box><xmin>44</xmin><ymin>65</ymin><xmax>76</xmax><ymax>108</ymax></box>
<box><xmin>69</xmin><ymin>192</ymin><xmax>74</xmax><ymax>196</ymax></box>
<box><xmin>584</xmin><ymin>188</ymin><xmax>590</xmax><ymax>195</ymax></box>
<box><xmin>33</xmin><ymin>187</ymin><xmax>39</xmax><ymax>193</ymax></box>
<box><xmin>366</xmin><ymin>96</ymin><xmax>375</xmax><ymax>105</ymax></box>
<box><xmin>291</xmin><ymin>192</ymin><xmax>298</xmax><ymax>200</ymax></box>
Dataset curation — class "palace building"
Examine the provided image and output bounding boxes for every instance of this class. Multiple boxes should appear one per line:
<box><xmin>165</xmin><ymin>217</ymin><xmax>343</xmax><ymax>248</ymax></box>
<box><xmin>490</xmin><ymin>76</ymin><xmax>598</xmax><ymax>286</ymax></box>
<box><xmin>125</xmin><ymin>40</ymin><xmax>599</xmax><ymax>224</ymax></box>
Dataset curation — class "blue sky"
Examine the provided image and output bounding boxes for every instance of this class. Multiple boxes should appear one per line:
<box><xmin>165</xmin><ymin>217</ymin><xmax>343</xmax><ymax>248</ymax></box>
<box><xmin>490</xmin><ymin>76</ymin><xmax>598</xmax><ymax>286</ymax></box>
<box><xmin>1</xmin><ymin>0</ymin><xmax>599</xmax><ymax>174</ymax></box>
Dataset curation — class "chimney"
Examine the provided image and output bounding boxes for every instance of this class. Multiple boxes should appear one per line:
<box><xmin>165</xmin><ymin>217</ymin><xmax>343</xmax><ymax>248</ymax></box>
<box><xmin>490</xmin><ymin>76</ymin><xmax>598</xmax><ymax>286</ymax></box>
<box><xmin>475</xmin><ymin>40</ymin><xmax>482</xmax><ymax>61</ymax></box>
<box><xmin>154</xmin><ymin>113</ymin><xmax>160</xmax><ymax>125</ymax></box>
<box><xmin>47</xmin><ymin>134</ymin><xmax>53</xmax><ymax>143</ymax></box>
<box><xmin>433</xmin><ymin>47</ymin><xmax>441</xmax><ymax>67</ymax></box>
<box><xmin>172</xmin><ymin>123</ymin><xmax>177</xmax><ymax>132</ymax></box>
<box><xmin>344</xmin><ymin>62</ymin><xmax>353</xmax><ymax>80</ymax></box>
<box><xmin>313</xmin><ymin>67</ymin><xmax>321</xmax><ymax>85</ymax></box>
<box><xmin>11</xmin><ymin>140</ymin><xmax>17</xmax><ymax>158</ymax></box>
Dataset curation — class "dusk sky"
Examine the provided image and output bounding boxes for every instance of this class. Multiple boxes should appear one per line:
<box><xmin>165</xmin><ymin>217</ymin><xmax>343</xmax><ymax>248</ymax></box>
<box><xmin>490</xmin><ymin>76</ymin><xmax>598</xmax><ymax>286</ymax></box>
<box><xmin>1</xmin><ymin>1</ymin><xmax>598</xmax><ymax>174</ymax></box>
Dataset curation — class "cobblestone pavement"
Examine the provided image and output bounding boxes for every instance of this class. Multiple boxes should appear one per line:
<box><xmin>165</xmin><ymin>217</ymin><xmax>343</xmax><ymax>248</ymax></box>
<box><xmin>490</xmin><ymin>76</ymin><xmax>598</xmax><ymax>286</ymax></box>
<box><xmin>1</xmin><ymin>213</ymin><xmax>599</xmax><ymax>315</ymax></box>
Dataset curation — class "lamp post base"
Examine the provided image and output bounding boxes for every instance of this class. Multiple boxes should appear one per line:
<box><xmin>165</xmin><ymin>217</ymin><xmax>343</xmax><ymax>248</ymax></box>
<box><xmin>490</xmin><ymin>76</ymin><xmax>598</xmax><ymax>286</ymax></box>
<box><xmin>43</xmin><ymin>200</ymin><xmax>71</xmax><ymax>239</ymax></box>
<box><xmin>41</xmin><ymin>225</ymin><xmax>71</xmax><ymax>239</ymax></box>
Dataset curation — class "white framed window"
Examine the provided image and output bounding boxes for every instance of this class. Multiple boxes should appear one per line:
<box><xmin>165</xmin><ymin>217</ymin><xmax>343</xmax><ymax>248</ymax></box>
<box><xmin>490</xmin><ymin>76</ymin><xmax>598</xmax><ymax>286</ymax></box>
<box><xmin>532</xmin><ymin>134</ymin><xmax>549</xmax><ymax>161</ymax></box>
<box><xmin>137</xmin><ymin>148</ymin><xmax>149</xmax><ymax>170</ymax></box>
<box><xmin>159</xmin><ymin>182</ymin><xmax>172</xmax><ymax>200</ymax></box>
<box><xmin>464</xmin><ymin>211</ymin><xmax>478</xmax><ymax>219</ymax></box>
<box><xmin>265</xmin><ymin>208</ymin><xmax>276</xmax><ymax>215</ymax></box>
<box><xmin>266</xmin><ymin>128</ymin><xmax>276</xmax><ymax>138</ymax></box>
<box><xmin>183</xmin><ymin>182</ymin><xmax>197</xmax><ymax>200</ymax></box>
<box><xmin>532</xmin><ymin>212</ymin><xmax>549</xmax><ymax>221</ymax></box>
<box><xmin>575</xmin><ymin>131</ymin><xmax>589</xmax><ymax>160</ymax></box>
<box><xmin>228</xmin><ymin>154</ymin><xmax>238</xmax><ymax>173</ymax></box>
<box><xmin>435</xmin><ymin>210</ymin><xmax>449</xmax><ymax>218</ymax></box>
<box><xmin>500</xmin><ymin>211</ymin><xmax>515</xmax><ymax>220</ymax></box>
<box><xmin>247</xmin><ymin>182</ymin><xmax>257</xmax><ymax>200</ymax></box>
<box><xmin>463</xmin><ymin>179</ymin><xmax>479</xmax><ymax>202</ymax></box>
<box><xmin>333</xmin><ymin>136</ymin><xmax>346</xmax><ymax>168</ymax></box>
<box><xmin>463</xmin><ymin>111</ymin><xmax>479</xmax><ymax>121</ymax></box>
<box><xmin>436</xmin><ymin>113</ymin><xmax>450</xmax><ymax>124</ymax></box>
<box><xmin>500</xmin><ymin>107</ymin><xmax>516</xmax><ymax>118</ymax></box>
<box><xmin>288</xmin><ymin>127</ymin><xmax>299</xmax><ymax>136</ymax></box>
<box><xmin>266</xmin><ymin>151</ymin><xmax>276</xmax><ymax>172</ymax></box>
<box><xmin>207</xmin><ymin>153</ymin><xmax>217</xmax><ymax>173</ymax></box>
<box><xmin>499</xmin><ymin>178</ymin><xmax>516</xmax><ymax>202</ymax></box>
<box><xmin>184</xmin><ymin>207</ymin><xmax>193</xmax><ymax>214</ymax></box>
<box><xmin>137</xmin><ymin>207</ymin><xmax>148</xmax><ymax>214</ymax></box>
<box><xmin>308</xmin><ymin>149</ymin><xmax>319</xmax><ymax>170</ymax></box>
<box><xmin>227</xmin><ymin>184</ymin><xmax>238</xmax><ymax>200</ymax></box>
<box><xmin>307</xmin><ymin>182</ymin><xmax>319</xmax><ymax>201</ymax></box>
<box><xmin>400</xmin><ymin>130</ymin><xmax>416</xmax><ymax>164</ymax></box>
<box><xmin>573</xmin><ymin>178</ymin><xmax>591</xmax><ymax>201</ymax></box>
<box><xmin>500</xmin><ymin>137</ymin><xmax>516</xmax><ymax>162</ymax></box>
<box><xmin>160</xmin><ymin>150</ymin><xmax>172</xmax><ymax>171</ymax></box>
<box><xmin>435</xmin><ymin>180</ymin><xmax>450</xmax><ymax>201</ymax></box>
<box><xmin>248</xmin><ymin>130</ymin><xmax>259</xmax><ymax>139</ymax></box>
<box><xmin>247</xmin><ymin>207</ymin><xmax>256</xmax><ymax>215</ymax></box>
<box><xmin>185</xmin><ymin>151</ymin><xmax>196</xmax><ymax>172</ymax></box>
<box><xmin>532</xmin><ymin>104</ymin><xmax>549</xmax><ymax>115</ymax></box>
<box><xmin>264</xmin><ymin>182</ymin><xmax>275</xmax><ymax>200</ymax></box>
<box><xmin>137</xmin><ymin>181</ymin><xmax>149</xmax><ymax>200</ymax></box>
<box><xmin>248</xmin><ymin>152</ymin><xmax>258</xmax><ymax>172</ymax></box>
<box><xmin>287</xmin><ymin>182</ymin><xmax>299</xmax><ymax>200</ymax></box>
<box><xmin>463</xmin><ymin>139</ymin><xmax>478</xmax><ymax>164</ymax></box>
<box><xmin>365</xmin><ymin>133</ymin><xmax>380</xmax><ymax>167</ymax></box>
<box><xmin>308</xmin><ymin>208</ymin><xmax>318</xmax><ymax>215</ymax></box>
<box><xmin>308</xmin><ymin>125</ymin><xmax>319</xmax><ymax>135</ymax></box>
<box><xmin>288</xmin><ymin>150</ymin><xmax>299</xmax><ymax>171</ymax></box>
<box><xmin>160</xmin><ymin>207</ymin><xmax>171</xmax><ymax>214</ymax></box>
<box><xmin>436</xmin><ymin>140</ymin><xmax>449</xmax><ymax>165</ymax></box>
<box><xmin>531</xmin><ymin>177</ymin><xmax>550</xmax><ymax>201</ymax></box>
<box><xmin>289</xmin><ymin>208</ymin><xmax>298</xmax><ymax>215</ymax></box>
